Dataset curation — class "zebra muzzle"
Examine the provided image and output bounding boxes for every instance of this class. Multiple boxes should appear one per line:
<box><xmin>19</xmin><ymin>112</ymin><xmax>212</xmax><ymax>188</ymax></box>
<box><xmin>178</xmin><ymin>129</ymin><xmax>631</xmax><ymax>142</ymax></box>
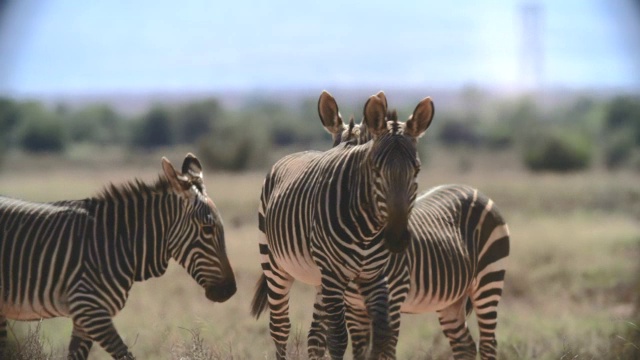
<box><xmin>383</xmin><ymin>226</ymin><xmax>411</xmax><ymax>253</ymax></box>
<box><xmin>205</xmin><ymin>280</ymin><xmax>237</xmax><ymax>302</ymax></box>
<box><xmin>384</xmin><ymin>197</ymin><xmax>411</xmax><ymax>253</ymax></box>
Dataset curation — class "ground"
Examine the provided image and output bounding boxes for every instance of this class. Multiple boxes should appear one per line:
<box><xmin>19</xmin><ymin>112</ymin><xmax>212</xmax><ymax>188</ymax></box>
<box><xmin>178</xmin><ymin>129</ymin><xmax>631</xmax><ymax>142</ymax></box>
<box><xmin>1</xmin><ymin>146</ymin><xmax>638</xmax><ymax>359</ymax></box>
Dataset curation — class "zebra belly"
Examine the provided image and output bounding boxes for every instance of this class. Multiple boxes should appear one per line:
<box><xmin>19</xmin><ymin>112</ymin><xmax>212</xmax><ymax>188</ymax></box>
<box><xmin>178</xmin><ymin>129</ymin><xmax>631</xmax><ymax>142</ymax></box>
<box><xmin>400</xmin><ymin>274</ymin><xmax>473</xmax><ymax>314</ymax></box>
<box><xmin>400</xmin><ymin>294</ymin><xmax>462</xmax><ymax>313</ymax></box>
<box><xmin>1</xmin><ymin>297</ymin><xmax>70</xmax><ymax>320</ymax></box>
<box><xmin>275</xmin><ymin>253</ymin><xmax>322</xmax><ymax>286</ymax></box>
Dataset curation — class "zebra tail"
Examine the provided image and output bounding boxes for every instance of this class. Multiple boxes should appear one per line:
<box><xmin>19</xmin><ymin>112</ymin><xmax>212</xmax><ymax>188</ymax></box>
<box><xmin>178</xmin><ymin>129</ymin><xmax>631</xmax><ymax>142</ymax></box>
<box><xmin>250</xmin><ymin>273</ymin><xmax>269</xmax><ymax>319</ymax></box>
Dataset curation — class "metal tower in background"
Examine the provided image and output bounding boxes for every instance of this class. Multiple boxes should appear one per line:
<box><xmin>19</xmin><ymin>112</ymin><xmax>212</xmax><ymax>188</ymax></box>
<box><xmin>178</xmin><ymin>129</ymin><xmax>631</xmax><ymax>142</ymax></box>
<box><xmin>520</xmin><ymin>2</ymin><xmax>544</xmax><ymax>90</ymax></box>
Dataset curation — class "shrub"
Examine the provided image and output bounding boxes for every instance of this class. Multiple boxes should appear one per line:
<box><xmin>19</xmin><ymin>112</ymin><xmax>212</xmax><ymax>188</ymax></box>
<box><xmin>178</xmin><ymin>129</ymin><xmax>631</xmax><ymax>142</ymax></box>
<box><xmin>437</xmin><ymin>118</ymin><xmax>481</xmax><ymax>147</ymax></box>
<box><xmin>602</xmin><ymin>95</ymin><xmax>640</xmax><ymax>170</ymax></box>
<box><xmin>132</xmin><ymin>106</ymin><xmax>175</xmax><ymax>149</ymax></box>
<box><xmin>175</xmin><ymin>99</ymin><xmax>221</xmax><ymax>144</ymax></box>
<box><xmin>523</xmin><ymin>131</ymin><xmax>593</xmax><ymax>172</ymax></box>
<box><xmin>5</xmin><ymin>321</ymin><xmax>52</xmax><ymax>360</ymax></box>
<box><xmin>196</xmin><ymin>120</ymin><xmax>269</xmax><ymax>172</ymax></box>
<box><xmin>482</xmin><ymin>123</ymin><xmax>514</xmax><ymax>150</ymax></box>
<box><xmin>604</xmin><ymin>130</ymin><xmax>636</xmax><ymax>169</ymax></box>
<box><xmin>604</xmin><ymin>96</ymin><xmax>640</xmax><ymax>144</ymax></box>
<box><xmin>66</xmin><ymin>104</ymin><xmax>124</xmax><ymax>145</ymax></box>
<box><xmin>0</xmin><ymin>97</ymin><xmax>20</xmax><ymax>141</ymax></box>
<box><xmin>18</xmin><ymin>117</ymin><xmax>67</xmax><ymax>154</ymax></box>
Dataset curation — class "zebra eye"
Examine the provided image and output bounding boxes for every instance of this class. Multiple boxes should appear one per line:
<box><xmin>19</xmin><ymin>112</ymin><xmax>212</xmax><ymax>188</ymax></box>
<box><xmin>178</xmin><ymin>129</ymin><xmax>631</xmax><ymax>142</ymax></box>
<box><xmin>202</xmin><ymin>224</ymin><xmax>215</xmax><ymax>236</ymax></box>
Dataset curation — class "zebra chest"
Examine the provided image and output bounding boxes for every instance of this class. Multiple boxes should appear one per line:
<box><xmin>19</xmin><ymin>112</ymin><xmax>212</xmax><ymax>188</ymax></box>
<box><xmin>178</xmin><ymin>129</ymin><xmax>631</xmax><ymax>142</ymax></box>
<box><xmin>309</xmin><ymin>233</ymin><xmax>388</xmax><ymax>282</ymax></box>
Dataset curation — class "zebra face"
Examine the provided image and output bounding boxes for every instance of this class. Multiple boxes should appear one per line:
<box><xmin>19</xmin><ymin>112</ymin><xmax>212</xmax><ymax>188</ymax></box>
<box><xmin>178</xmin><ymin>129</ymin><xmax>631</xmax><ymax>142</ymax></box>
<box><xmin>191</xmin><ymin>198</ymin><xmax>237</xmax><ymax>303</ymax></box>
<box><xmin>363</xmin><ymin>94</ymin><xmax>434</xmax><ymax>253</ymax></box>
<box><xmin>369</xmin><ymin>132</ymin><xmax>420</xmax><ymax>253</ymax></box>
<box><xmin>162</xmin><ymin>153</ymin><xmax>237</xmax><ymax>303</ymax></box>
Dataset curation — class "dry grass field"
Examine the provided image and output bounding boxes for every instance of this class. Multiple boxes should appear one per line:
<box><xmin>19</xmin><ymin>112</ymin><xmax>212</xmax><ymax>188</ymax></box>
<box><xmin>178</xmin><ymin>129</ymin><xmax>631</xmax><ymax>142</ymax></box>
<box><xmin>1</xmin><ymin>146</ymin><xmax>639</xmax><ymax>359</ymax></box>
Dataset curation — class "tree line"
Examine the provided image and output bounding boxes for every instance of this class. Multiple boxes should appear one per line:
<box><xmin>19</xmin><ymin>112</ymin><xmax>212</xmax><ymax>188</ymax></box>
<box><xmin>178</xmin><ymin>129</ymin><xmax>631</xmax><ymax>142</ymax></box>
<box><xmin>0</xmin><ymin>92</ymin><xmax>639</xmax><ymax>172</ymax></box>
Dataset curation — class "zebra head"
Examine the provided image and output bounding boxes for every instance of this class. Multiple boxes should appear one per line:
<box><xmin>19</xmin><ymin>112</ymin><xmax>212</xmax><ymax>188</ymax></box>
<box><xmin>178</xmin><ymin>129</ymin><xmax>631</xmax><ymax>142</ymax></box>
<box><xmin>161</xmin><ymin>153</ymin><xmax>237</xmax><ymax>303</ymax></box>
<box><xmin>362</xmin><ymin>93</ymin><xmax>434</xmax><ymax>253</ymax></box>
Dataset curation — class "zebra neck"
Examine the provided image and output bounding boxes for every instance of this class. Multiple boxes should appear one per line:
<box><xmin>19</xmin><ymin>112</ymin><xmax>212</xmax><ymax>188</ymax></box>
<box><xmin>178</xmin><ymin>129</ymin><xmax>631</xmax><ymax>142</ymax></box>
<box><xmin>90</xmin><ymin>193</ymin><xmax>173</xmax><ymax>283</ymax></box>
<box><xmin>334</xmin><ymin>148</ymin><xmax>385</xmax><ymax>240</ymax></box>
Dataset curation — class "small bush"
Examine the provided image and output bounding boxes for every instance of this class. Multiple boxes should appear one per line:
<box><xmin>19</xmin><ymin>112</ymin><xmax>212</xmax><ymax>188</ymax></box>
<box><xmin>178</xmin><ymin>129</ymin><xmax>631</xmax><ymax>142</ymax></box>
<box><xmin>197</xmin><ymin>134</ymin><xmax>268</xmax><ymax>172</ymax></box>
<box><xmin>605</xmin><ymin>96</ymin><xmax>640</xmax><ymax>144</ymax></box>
<box><xmin>170</xmin><ymin>328</ymin><xmax>217</xmax><ymax>360</ymax></box>
<box><xmin>19</xmin><ymin>117</ymin><xmax>67</xmax><ymax>153</ymax></box>
<box><xmin>5</xmin><ymin>321</ymin><xmax>51</xmax><ymax>360</ymax></box>
<box><xmin>482</xmin><ymin>124</ymin><xmax>513</xmax><ymax>150</ymax></box>
<box><xmin>604</xmin><ymin>130</ymin><xmax>636</xmax><ymax>169</ymax></box>
<box><xmin>437</xmin><ymin>118</ymin><xmax>481</xmax><ymax>147</ymax></box>
<box><xmin>523</xmin><ymin>131</ymin><xmax>593</xmax><ymax>172</ymax></box>
<box><xmin>132</xmin><ymin>106</ymin><xmax>175</xmax><ymax>149</ymax></box>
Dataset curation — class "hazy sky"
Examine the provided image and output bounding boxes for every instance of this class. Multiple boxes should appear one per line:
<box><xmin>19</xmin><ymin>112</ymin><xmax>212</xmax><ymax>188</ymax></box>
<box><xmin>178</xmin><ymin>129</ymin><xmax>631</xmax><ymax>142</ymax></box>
<box><xmin>1</xmin><ymin>0</ymin><xmax>639</xmax><ymax>94</ymax></box>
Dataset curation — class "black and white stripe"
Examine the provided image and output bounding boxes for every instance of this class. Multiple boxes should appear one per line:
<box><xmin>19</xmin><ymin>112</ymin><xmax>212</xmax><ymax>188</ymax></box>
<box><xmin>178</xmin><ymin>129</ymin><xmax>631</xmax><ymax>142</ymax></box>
<box><xmin>320</xmin><ymin>98</ymin><xmax>510</xmax><ymax>359</ymax></box>
<box><xmin>345</xmin><ymin>185</ymin><xmax>510</xmax><ymax>360</ymax></box>
<box><xmin>251</xmin><ymin>91</ymin><xmax>434</xmax><ymax>360</ymax></box>
<box><xmin>0</xmin><ymin>154</ymin><xmax>236</xmax><ymax>359</ymax></box>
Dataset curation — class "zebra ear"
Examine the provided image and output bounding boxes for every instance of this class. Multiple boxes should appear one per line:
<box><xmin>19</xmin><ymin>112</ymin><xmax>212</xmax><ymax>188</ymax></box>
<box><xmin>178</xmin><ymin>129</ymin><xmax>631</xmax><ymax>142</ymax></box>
<box><xmin>182</xmin><ymin>153</ymin><xmax>204</xmax><ymax>181</ymax></box>
<box><xmin>162</xmin><ymin>157</ymin><xmax>190</xmax><ymax>192</ymax></box>
<box><xmin>374</xmin><ymin>90</ymin><xmax>387</xmax><ymax>110</ymax></box>
<box><xmin>318</xmin><ymin>90</ymin><xmax>344</xmax><ymax>136</ymax></box>
<box><xmin>405</xmin><ymin>96</ymin><xmax>434</xmax><ymax>139</ymax></box>
<box><xmin>363</xmin><ymin>94</ymin><xmax>387</xmax><ymax>137</ymax></box>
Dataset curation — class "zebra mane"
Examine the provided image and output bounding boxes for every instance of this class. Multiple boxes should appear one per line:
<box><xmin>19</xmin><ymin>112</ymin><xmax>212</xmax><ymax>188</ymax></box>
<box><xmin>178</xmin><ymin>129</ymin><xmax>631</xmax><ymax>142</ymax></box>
<box><xmin>344</xmin><ymin>115</ymin><xmax>357</xmax><ymax>143</ymax></box>
<box><xmin>388</xmin><ymin>109</ymin><xmax>400</xmax><ymax>134</ymax></box>
<box><xmin>96</xmin><ymin>176</ymin><xmax>173</xmax><ymax>201</ymax></box>
<box><xmin>348</xmin><ymin>115</ymin><xmax>356</xmax><ymax>133</ymax></box>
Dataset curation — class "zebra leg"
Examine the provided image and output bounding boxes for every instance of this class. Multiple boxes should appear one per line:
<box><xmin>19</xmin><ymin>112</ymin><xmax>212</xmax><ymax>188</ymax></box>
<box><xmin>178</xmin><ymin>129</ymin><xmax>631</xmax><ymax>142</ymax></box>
<box><xmin>320</xmin><ymin>273</ymin><xmax>349</xmax><ymax>360</ymax></box>
<box><xmin>437</xmin><ymin>297</ymin><xmax>477</xmax><ymax>360</ymax></box>
<box><xmin>266</xmin><ymin>269</ymin><xmax>294</xmax><ymax>360</ymax></box>
<box><xmin>344</xmin><ymin>284</ymin><xmax>371</xmax><ymax>360</ymax></box>
<box><xmin>68</xmin><ymin>324</ymin><xmax>93</xmax><ymax>360</ymax></box>
<box><xmin>358</xmin><ymin>277</ymin><xmax>396</xmax><ymax>360</ymax></box>
<box><xmin>0</xmin><ymin>315</ymin><xmax>6</xmax><ymax>358</ymax></box>
<box><xmin>307</xmin><ymin>286</ymin><xmax>327</xmax><ymax>359</ymax></box>
<box><xmin>470</xmin><ymin>271</ymin><xmax>506</xmax><ymax>360</ymax></box>
<box><xmin>71</xmin><ymin>312</ymin><xmax>134</xmax><ymax>359</ymax></box>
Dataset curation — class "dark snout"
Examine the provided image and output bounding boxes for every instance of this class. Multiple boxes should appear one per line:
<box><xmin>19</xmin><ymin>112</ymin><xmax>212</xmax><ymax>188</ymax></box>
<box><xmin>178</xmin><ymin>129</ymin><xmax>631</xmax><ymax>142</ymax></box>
<box><xmin>384</xmin><ymin>193</ymin><xmax>412</xmax><ymax>253</ymax></box>
<box><xmin>205</xmin><ymin>279</ymin><xmax>237</xmax><ymax>303</ymax></box>
<box><xmin>384</xmin><ymin>220</ymin><xmax>411</xmax><ymax>253</ymax></box>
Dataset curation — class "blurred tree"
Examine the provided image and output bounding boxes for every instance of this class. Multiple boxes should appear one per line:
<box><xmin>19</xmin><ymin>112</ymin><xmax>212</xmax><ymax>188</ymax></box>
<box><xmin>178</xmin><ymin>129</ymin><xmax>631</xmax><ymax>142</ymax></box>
<box><xmin>132</xmin><ymin>105</ymin><xmax>174</xmax><ymax>149</ymax></box>
<box><xmin>0</xmin><ymin>97</ymin><xmax>20</xmax><ymax>144</ymax></box>
<box><xmin>197</xmin><ymin>113</ymin><xmax>269</xmax><ymax>171</ymax></box>
<box><xmin>605</xmin><ymin>96</ymin><xmax>640</xmax><ymax>137</ymax></box>
<box><xmin>602</xmin><ymin>95</ymin><xmax>640</xmax><ymax>169</ymax></box>
<box><xmin>17</xmin><ymin>102</ymin><xmax>67</xmax><ymax>153</ymax></box>
<box><xmin>523</xmin><ymin>128</ymin><xmax>593</xmax><ymax>172</ymax></box>
<box><xmin>67</xmin><ymin>104</ymin><xmax>124</xmax><ymax>145</ymax></box>
<box><xmin>176</xmin><ymin>98</ymin><xmax>221</xmax><ymax>143</ymax></box>
<box><xmin>437</xmin><ymin>116</ymin><xmax>481</xmax><ymax>147</ymax></box>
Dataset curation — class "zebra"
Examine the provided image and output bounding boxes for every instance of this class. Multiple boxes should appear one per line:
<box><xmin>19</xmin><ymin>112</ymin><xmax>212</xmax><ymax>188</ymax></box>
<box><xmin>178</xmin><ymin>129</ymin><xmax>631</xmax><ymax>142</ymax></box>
<box><xmin>251</xmin><ymin>91</ymin><xmax>434</xmax><ymax>359</ymax></box>
<box><xmin>319</xmin><ymin>103</ymin><xmax>511</xmax><ymax>360</ymax></box>
<box><xmin>0</xmin><ymin>153</ymin><xmax>237</xmax><ymax>359</ymax></box>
